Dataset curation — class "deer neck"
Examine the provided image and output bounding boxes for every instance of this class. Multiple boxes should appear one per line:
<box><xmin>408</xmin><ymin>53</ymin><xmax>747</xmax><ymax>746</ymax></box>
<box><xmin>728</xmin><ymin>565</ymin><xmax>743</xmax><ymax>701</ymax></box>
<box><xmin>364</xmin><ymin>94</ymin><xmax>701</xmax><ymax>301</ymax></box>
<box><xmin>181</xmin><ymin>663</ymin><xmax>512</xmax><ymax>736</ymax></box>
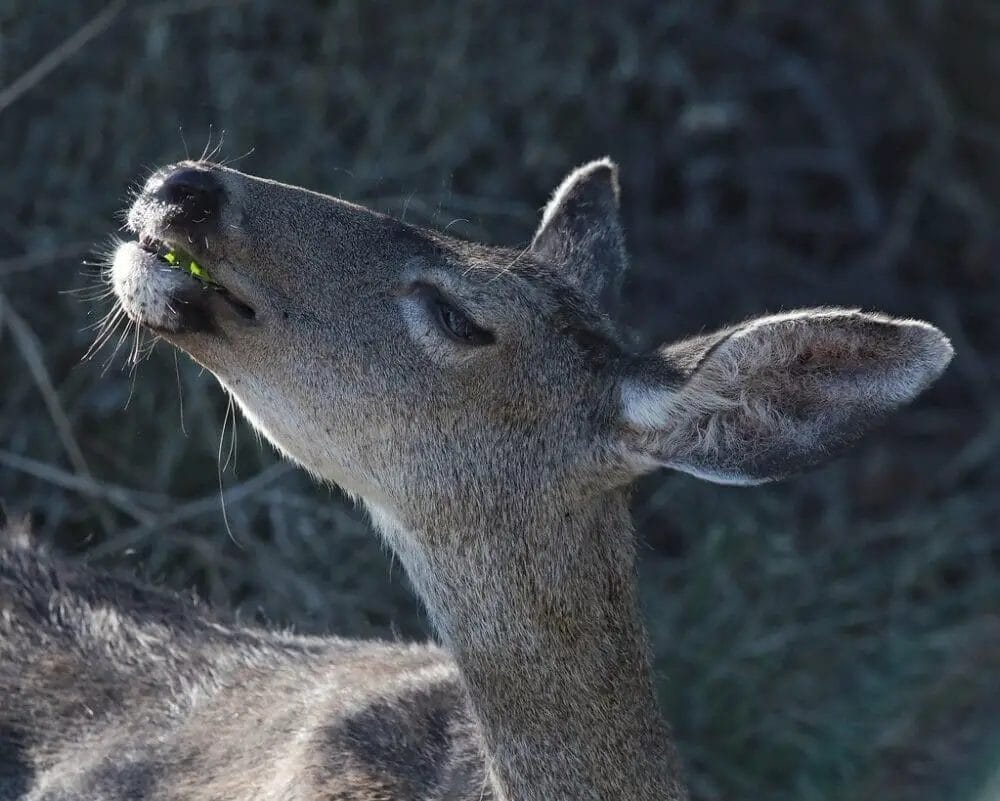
<box><xmin>369</xmin><ymin>491</ymin><xmax>687</xmax><ymax>801</ymax></box>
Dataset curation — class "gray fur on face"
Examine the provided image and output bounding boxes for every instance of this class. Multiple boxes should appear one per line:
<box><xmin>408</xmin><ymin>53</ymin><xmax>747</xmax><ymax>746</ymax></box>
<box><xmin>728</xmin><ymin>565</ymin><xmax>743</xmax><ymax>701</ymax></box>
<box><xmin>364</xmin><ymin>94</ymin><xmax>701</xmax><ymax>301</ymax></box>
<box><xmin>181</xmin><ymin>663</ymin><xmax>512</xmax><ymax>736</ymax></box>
<box><xmin>3</xmin><ymin>160</ymin><xmax>952</xmax><ymax>800</ymax></box>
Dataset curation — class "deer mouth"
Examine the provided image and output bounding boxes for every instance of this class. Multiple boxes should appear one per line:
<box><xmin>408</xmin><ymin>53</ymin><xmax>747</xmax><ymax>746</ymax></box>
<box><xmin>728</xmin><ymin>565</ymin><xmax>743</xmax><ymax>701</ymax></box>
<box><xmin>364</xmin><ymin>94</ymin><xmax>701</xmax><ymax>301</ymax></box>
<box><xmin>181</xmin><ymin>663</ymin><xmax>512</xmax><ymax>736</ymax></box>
<box><xmin>112</xmin><ymin>234</ymin><xmax>256</xmax><ymax>335</ymax></box>
<box><xmin>138</xmin><ymin>235</ymin><xmax>219</xmax><ymax>285</ymax></box>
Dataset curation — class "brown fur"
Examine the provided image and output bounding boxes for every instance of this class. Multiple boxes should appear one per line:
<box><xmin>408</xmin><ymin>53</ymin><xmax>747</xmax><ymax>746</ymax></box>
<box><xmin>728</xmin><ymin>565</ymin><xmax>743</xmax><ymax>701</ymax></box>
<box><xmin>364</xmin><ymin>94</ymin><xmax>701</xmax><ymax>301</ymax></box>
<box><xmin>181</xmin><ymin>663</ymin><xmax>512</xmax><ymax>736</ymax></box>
<box><xmin>2</xmin><ymin>158</ymin><xmax>952</xmax><ymax>799</ymax></box>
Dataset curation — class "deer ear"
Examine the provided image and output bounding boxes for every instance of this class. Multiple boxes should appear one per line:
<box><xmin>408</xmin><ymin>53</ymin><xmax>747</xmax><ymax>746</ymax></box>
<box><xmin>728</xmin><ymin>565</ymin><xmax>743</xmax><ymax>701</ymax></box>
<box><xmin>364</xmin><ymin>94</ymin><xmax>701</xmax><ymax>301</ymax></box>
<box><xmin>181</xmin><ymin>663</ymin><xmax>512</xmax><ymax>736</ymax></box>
<box><xmin>617</xmin><ymin>309</ymin><xmax>953</xmax><ymax>484</ymax></box>
<box><xmin>531</xmin><ymin>158</ymin><xmax>628</xmax><ymax>312</ymax></box>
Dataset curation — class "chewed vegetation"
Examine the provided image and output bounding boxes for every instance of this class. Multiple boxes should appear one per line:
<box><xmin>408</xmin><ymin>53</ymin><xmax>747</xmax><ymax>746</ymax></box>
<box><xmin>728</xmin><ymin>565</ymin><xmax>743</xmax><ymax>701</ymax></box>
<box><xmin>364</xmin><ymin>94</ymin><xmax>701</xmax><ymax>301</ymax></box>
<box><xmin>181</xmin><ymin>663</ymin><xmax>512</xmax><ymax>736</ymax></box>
<box><xmin>0</xmin><ymin>2</ymin><xmax>997</xmax><ymax>799</ymax></box>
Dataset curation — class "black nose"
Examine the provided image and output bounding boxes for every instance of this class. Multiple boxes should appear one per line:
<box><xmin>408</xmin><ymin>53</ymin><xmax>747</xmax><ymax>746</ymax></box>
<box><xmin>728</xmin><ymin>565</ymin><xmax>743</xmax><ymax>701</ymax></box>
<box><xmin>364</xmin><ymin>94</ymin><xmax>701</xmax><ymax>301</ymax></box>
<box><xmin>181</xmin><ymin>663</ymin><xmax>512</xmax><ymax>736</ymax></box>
<box><xmin>151</xmin><ymin>166</ymin><xmax>223</xmax><ymax>223</ymax></box>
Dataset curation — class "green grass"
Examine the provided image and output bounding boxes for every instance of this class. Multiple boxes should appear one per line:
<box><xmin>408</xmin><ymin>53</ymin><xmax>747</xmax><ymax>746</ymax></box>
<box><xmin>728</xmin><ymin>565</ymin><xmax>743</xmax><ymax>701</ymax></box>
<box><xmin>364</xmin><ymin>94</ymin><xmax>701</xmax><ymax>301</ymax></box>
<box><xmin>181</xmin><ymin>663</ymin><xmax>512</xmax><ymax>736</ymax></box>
<box><xmin>1</xmin><ymin>2</ymin><xmax>998</xmax><ymax>799</ymax></box>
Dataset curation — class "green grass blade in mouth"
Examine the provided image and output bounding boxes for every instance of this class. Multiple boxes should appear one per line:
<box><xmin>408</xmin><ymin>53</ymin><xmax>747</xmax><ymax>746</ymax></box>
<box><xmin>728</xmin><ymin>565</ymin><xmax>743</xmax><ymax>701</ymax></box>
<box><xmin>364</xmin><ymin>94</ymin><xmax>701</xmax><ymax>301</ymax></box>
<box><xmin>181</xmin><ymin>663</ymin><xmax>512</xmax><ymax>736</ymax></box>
<box><xmin>163</xmin><ymin>247</ymin><xmax>216</xmax><ymax>285</ymax></box>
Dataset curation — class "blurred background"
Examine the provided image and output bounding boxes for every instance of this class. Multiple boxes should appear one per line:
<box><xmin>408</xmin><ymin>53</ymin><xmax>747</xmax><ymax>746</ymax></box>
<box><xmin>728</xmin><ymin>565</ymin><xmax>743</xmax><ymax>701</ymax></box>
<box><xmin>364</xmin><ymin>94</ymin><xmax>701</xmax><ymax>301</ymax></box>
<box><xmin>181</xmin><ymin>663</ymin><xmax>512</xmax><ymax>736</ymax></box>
<box><xmin>1</xmin><ymin>1</ymin><xmax>998</xmax><ymax>799</ymax></box>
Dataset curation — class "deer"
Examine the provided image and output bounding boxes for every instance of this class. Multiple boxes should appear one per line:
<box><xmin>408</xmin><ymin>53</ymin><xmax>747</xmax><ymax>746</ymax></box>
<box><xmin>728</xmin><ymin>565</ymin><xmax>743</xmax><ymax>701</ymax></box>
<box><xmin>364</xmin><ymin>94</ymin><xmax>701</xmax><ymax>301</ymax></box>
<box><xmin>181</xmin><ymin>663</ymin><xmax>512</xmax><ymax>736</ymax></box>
<box><xmin>0</xmin><ymin>158</ymin><xmax>952</xmax><ymax>800</ymax></box>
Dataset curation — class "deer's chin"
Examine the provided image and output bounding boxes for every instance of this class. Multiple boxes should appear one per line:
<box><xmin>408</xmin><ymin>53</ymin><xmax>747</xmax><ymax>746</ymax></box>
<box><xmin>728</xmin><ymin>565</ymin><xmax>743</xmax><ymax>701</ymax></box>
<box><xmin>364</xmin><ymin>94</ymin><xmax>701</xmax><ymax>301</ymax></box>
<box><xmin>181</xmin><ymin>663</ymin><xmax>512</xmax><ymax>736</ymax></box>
<box><xmin>111</xmin><ymin>240</ymin><xmax>256</xmax><ymax>335</ymax></box>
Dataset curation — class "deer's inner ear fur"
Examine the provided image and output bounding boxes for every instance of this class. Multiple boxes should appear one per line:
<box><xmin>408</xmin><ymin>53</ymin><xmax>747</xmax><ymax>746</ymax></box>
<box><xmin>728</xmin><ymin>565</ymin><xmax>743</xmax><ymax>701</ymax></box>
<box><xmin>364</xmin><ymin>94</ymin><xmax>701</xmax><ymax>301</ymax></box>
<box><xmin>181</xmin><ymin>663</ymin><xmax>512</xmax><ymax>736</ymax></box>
<box><xmin>531</xmin><ymin>158</ymin><xmax>628</xmax><ymax>313</ymax></box>
<box><xmin>617</xmin><ymin>309</ymin><xmax>954</xmax><ymax>485</ymax></box>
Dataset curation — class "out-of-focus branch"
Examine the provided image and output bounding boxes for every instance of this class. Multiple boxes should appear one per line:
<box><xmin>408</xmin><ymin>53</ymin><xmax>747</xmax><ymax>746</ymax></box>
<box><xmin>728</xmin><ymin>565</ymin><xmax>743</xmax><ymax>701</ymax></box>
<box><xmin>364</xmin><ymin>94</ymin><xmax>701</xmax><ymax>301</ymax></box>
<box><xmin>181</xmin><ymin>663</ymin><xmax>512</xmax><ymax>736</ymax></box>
<box><xmin>0</xmin><ymin>0</ymin><xmax>127</xmax><ymax>115</ymax></box>
<box><xmin>0</xmin><ymin>293</ymin><xmax>115</xmax><ymax>534</ymax></box>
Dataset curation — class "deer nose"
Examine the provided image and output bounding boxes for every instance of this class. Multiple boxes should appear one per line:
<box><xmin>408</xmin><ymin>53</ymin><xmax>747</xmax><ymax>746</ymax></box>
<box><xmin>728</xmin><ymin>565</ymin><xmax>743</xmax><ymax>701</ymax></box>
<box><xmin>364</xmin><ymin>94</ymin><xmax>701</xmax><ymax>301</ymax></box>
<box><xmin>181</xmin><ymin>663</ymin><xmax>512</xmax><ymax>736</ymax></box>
<box><xmin>150</xmin><ymin>166</ymin><xmax>224</xmax><ymax>224</ymax></box>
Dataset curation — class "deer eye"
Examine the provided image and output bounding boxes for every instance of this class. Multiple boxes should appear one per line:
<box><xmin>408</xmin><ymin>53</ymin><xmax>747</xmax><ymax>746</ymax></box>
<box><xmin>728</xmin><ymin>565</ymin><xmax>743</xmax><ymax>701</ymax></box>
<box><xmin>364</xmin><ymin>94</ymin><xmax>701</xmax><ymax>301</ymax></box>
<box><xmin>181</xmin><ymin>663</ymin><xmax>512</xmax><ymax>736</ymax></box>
<box><xmin>433</xmin><ymin>297</ymin><xmax>494</xmax><ymax>345</ymax></box>
<box><xmin>409</xmin><ymin>282</ymin><xmax>494</xmax><ymax>346</ymax></box>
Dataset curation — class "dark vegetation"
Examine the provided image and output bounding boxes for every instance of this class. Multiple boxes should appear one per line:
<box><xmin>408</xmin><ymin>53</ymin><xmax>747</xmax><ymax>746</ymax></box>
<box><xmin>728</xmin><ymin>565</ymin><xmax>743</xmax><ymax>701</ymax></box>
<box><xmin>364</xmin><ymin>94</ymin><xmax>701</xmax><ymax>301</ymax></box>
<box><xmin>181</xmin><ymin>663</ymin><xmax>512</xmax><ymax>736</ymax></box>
<box><xmin>0</xmin><ymin>2</ymin><xmax>998</xmax><ymax>799</ymax></box>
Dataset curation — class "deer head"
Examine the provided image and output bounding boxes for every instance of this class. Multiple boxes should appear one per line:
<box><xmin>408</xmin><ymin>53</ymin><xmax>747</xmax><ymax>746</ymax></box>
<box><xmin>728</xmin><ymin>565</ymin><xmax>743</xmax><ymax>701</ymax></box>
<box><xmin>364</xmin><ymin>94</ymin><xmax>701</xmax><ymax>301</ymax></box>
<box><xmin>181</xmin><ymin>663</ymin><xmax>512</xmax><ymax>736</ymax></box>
<box><xmin>110</xmin><ymin>158</ymin><xmax>952</xmax><ymax>800</ymax></box>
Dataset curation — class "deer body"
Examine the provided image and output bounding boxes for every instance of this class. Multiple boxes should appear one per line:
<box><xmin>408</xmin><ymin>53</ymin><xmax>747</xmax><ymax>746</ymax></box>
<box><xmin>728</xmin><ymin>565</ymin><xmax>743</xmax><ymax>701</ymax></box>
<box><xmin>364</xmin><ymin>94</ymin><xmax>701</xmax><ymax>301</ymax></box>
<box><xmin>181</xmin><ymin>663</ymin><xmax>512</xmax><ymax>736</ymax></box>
<box><xmin>1</xmin><ymin>531</ymin><xmax>484</xmax><ymax>800</ymax></box>
<box><xmin>1</xmin><ymin>159</ymin><xmax>952</xmax><ymax>800</ymax></box>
